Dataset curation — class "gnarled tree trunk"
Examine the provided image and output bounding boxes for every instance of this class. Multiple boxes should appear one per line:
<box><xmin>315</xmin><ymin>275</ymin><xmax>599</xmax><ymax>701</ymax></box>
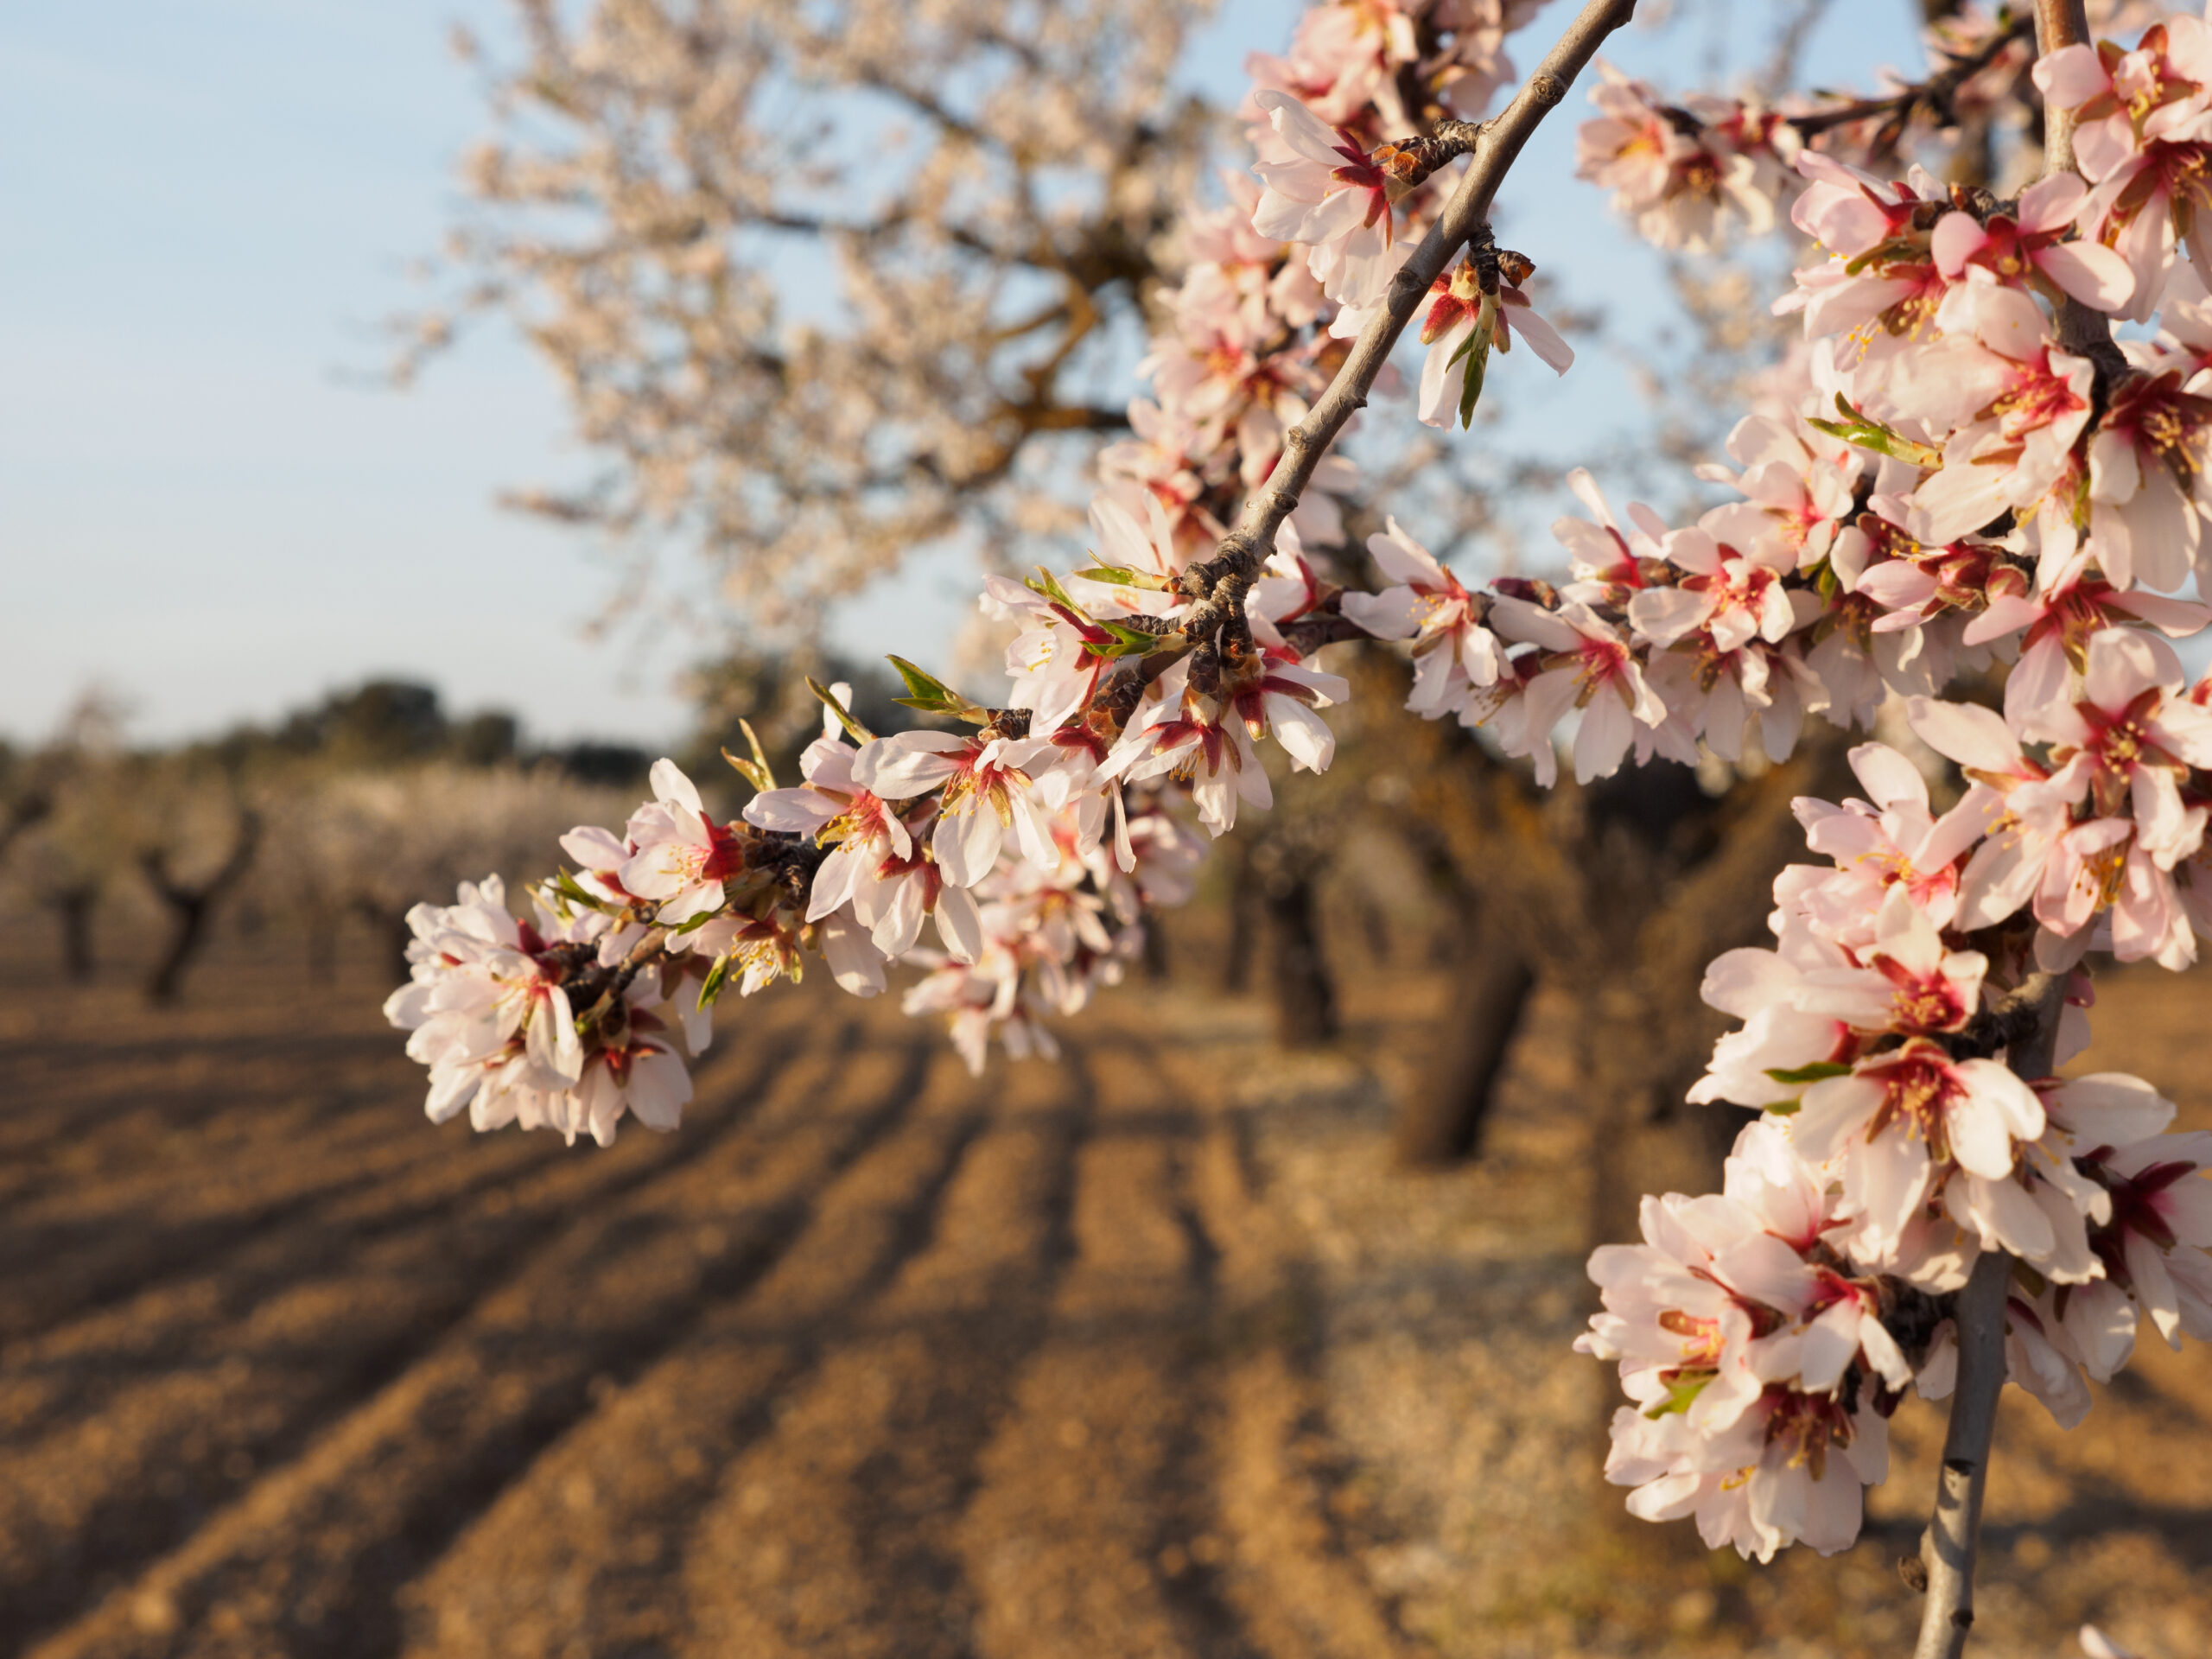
<box><xmin>49</xmin><ymin>882</ymin><xmax>99</xmax><ymax>982</ymax></box>
<box><xmin>141</xmin><ymin>810</ymin><xmax>262</xmax><ymax>1004</ymax></box>
<box><xmin>1393</xmin><ymin>936</ymin><xmax>1535</xmax><ymax>1166</ymax></box>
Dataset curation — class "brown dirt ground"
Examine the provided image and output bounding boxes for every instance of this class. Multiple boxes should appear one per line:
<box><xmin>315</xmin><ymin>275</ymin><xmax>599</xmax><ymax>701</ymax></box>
<box><xmin>3</xmin><ymin>927</ymin><xmax>2209</xmax><ymax>1659</ymax></box>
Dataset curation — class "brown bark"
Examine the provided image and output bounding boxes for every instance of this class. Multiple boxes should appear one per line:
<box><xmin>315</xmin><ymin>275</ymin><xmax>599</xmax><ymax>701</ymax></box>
<box><xmin>1393</xmin><ymin>939</ymin><xmax>1535</xmax><ymax>1166</ymax></box>
<box><xmin>1262</xmin><ymin>866</ymin><xmax>1338</xmax><ymax>1049</ymax></box>
<box><xmin>353</xmin><ymin>898</ymin><xmax>416</xmax><ymax>986</ymax></box>
<box><xmin>141</xmin><ymin>810</ymin><xmax>262</xmax><ymax>1003</ymax></box>
<box><xmin>50</xmin><ymin>883</ymin><xmax>99</xmax><ymax>982</ymax></box>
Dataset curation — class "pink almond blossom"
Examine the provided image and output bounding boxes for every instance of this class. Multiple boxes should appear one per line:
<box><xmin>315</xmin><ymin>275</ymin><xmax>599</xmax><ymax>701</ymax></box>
<box><xmin>1249</xmin><ymin>90</ymin><xmax>1395</xmax><ymax>305</ymax></box>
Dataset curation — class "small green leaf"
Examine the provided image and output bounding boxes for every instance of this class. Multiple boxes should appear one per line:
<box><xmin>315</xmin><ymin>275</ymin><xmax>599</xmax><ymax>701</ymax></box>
<box><xmin>1765</xmin><ymin>1061</ymin><xmax>1853</xmax><ymax>1086</ymax></box>
<box><xmin>721</xmin><ymin>747</ymin><xmax>770</xmax><ymax>792</ymax></box>
<box><xmin>1094</xmin><ymin>618</ymin><xmax>1165</xmax><ymax>658</ymax></box>
<box><xmin>1455</xmin><ymin>297</ymin><xmax>1495</xmax><ymax>429</ymax></box>
<box><xmin>549</xmin><ymin>868</ymin><xmax>612</xmax><ymax>914</ymax></box>
<box><xmin>1072</xmin><ymin>564</ymin><xmax>1174</xmax><ymax>592</ymax></box>
<box><xmin>1807</xmin><ymin>394</ymin><xmax>1941</xmax><ymax>468</ymax></box>
<box><xmin>733</xmin><ymin>719</ymin><xmax>778</xmax><ymax>790</ymax></box>
<box><xmin>807</xmin><ymin>677</ymin><xmax>876</xmax><ymax>744</ymax></box>
<box><xmin>1642</xmin><ymin>1370</ymin><xmax>1714</xmax><ymax>1419</ymax></box>
<box><xmin>696</xmin><ymin>952</ymin><xmax>731</xmax><ymax>1010</ymax></box>
<box><xmin>887</xmin><ymin>654</ymin><xmax>988</xmax><ymax>721</ymax></box>
<box><xmin>1457</xmin><ymin>334</ymin><xmax>1491</xmax><ymax>429</ymax></box>
<box><xmin>1024</xmin><ymin>566</ymin><xmax>1083</xmax><ymax>614</ymax></box>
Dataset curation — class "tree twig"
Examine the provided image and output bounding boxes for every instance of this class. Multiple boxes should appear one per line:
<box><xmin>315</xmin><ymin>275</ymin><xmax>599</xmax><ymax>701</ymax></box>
<box><xmin>1782</xmin><ymin>14</ymin><xmax>2031</xmax><ymax>144</ymax></box>
<box><xmin>1910</xmin><ymin>973</ymin><xmax>2067</xmax><ymax>1658</ymax></box>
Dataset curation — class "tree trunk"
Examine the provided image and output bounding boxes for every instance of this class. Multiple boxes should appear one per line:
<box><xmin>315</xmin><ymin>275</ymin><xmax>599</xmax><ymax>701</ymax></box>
<box><xmin>1394</xmin><ymin>944</ymin><xmax>1536</xmax><ymax>1166</ymax></box>
<box><xmin>386</xmin><ymin>910</ymin><xmax>415</xmax><ymax>983</ymax></box>
<box><xmin>140</xmin><ymin>809</ymin><xmax>261</xmax><ymax>1005</ymax></box>
<box><xmin>144</xmin><ymin>897</ymin><xmax>213</xmax><ymax>1004</ymax></box>
<box><xmin>54</xmin><ymin>886</ymin><xmax>98</xmax><ymax>982</ymax></box>
<box><xmin>355</xmin><ymin>899</ymin><xmax>415</xmax><ymax>984</ymax></box>
<box><xmin>1141</xmin><ymin>914</ymin><xmax>1170</xmax><ymax>981</ymax></box>
<box><xmin>1222</xmin><ymin>842</ymin><xmax>1263</xmax><ymax>994</ymax></box>
<box><xmin>1263</xmin><ymin>868</ymin><xmax>1337</xmax><ymax>1048</ymax></box>
<box><xmin>305</xmin><ymin>901</ymin><xmax>338</xmax><ymax>984</ymax></box>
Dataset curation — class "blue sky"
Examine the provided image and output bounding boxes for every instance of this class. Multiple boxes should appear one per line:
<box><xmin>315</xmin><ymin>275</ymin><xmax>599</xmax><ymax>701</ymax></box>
<box><xmin>2</xmin><ymin>0</ymin><xmax>1924</xmax><ymax>750</ymax></box>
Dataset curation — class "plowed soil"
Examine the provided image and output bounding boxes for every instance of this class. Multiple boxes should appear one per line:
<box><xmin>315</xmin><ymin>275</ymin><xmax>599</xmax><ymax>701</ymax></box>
<box><xmin>4</xmin><ymin>938</ymin><xmax>2209</xmax><ymax>1659</ymax></box>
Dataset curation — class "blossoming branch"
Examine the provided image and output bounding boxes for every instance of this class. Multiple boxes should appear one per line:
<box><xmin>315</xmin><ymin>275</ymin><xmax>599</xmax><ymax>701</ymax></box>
<box><xmin>378</xmin><ymin>2</ymin><xmax>2212</xmax><ymax>1650</ymax></box>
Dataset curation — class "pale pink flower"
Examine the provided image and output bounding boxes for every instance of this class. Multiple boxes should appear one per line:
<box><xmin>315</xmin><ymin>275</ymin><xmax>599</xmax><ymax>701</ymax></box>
<box><xmin>2029</xmin><ymin>1111</ymin><xmax>2212</xmax><ymax>1383</ymax></box>
<box><xmin>854</xmin><ymin>730</ymin><xmax>1060</xmax><ymax>888</ymax></box>
<box><xmin>2086</xmin><ymin>370</ymin><xmax>2212</xmax><ymax>591</ymax></box>
<box><xmin>1223</xmin><ymin>647</ymin><xmax>1348</xmax><ymax>774</ymax></box>
<box><xmin>1245</xmin><ymin>0</ymin><xmax>1414</xmax><ymax>130</ymax></box>
<box><xmin>690</xmin><ymin>909</ymin><xmax>805</xmax><ymax>998</ymax></box>
<box><xmin>1487</xmin><ymin>596</ymin><xmax>1668</xmax><ymax>784</ymax></box>
<box><xmin>1582</xmin><ymin>1129</ymin><xmax>1900</xmax><ymax>1563</ymax></box>
<box><xmin>1779</xmin><ymin>185</ymin><xmax>1952</xmax><ymax>389</ymax></box>
<box><xmin>1963</xmin><ymin>571</ymin><xmax>2211</xmax><ymax>728</ymax></box>
<box><xmin>1692</xmin><ymin>413</ymin><xmax>1864</xmax><ymax>571</ymax></box>
<box><xmin>569</xmin><ymin>998</ymin><xmax>695</xmax><ymax>1145</ymax></box>
<box><xmin>1790</xmin><ymin>1034</ymin><xmax>2045</xmax><ymax>1253</ymax></box>
<box><xmin>1412</xmin><ymin>260</ymin><xmax>1573</xmax><ymax>427</ymax></box>
<box><xmin>743</xmin><ymin>714</ymin><xmax>913</xmax><ymax>925</ymax></box>
<box><xmin>1339</xmin><ymin>517</ymin><xmax>1502</xmax><ymax>715</ymax></box>
<box><xmin>1101</xmin><ymin>639</ymin><xmax>1343</xmax><ymax>833</ymax></box>
<box><xmin>1791</xmin><ymin>883</ymin><xmax>1988</xmax><ymax>1039</ymax></box>
<box><xmin>385</xmin><ymin>878</ymin><xmax>702</xmax><ymax>1147</ymax></box>
<box><xmin>1688</xmin><ymin>938</ymin><xmax>1857</xmax><ymax>1111</ymax></box>
<box><xmin>1790</xmin><ymin>742</ymin><xmax>2001</xmax><ymax>935</ymax></box>
<box><xmin>2019</xmin><ymin>627</ymin><xmax>2212</xmax><ymax>868</ymax></box>
<box><xmin>387</xmin><ymin>876</ymin><xmax>580</xmax><ymax>1128</ymax></box>
<box><xmin>1249</xmin><ymin>90</ymin><xmax>1395</xmax><ymax>304</ymax></box>
<box><xmin>613</xmin><ymin>759</ymin><xmax>747</xmax><ymax>926</ymax></box>
<box><xmin>1096</xmin><ymin>403</ymin><xmax>1224</xmax><ymax>558</ymax></box>
<box><xmin>982</xmin><ymin>574</ymin><xmax>1114</xmax><ymax>738</ymax></box>
<box><xmin>1578</xmin><ymin>67</ymin><xmax>1793</xmax><ymax>253</ymax></box>
<box><xmin>849</xmin><ymin>836</ymin><xmax>983</xmax><ymax>966</ymax></box>
<box><xmin>1789</xmin><ymin>151</ymin><xmax>1924</xmax><ymax>259</ymax></box>
<box><xmin>1929</xmin><ymin>171</ymin><xmax>2135</xmax><ymax>311</ymax></box>
<box><xmin>1892</xmin><ymin>284</ymin><xmax>2096</xmax><ymax>546</ymax></box>
<box><xmin>899</xmin><ymin>941</ymin><xmax>1027</xmax><ymax>1076</ymax></box>
<box><xmin>2041</xmin><ymin>21</ymin><xmax>2212</xmax><ymax>316</ymax></box>
<box><xmin>1904</xmin><ymin>696</ymin><xmax>2082</xmax><ymax>931</ymax></box>
<box><xmin>1629</xmin><ymin>521</ymin><xmax>1797</xmax><ymax>654</ymax></box>
<box><xmin>1551</xmin><ymin>466</ymin><xmax>1670</xmax><ymax>598</ymax></box>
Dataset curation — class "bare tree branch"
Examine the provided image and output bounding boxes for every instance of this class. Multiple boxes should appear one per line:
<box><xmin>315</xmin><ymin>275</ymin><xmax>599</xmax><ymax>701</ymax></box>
<box><xmin>1912</xmin><ymin>971</ymin><xmax>2068</xmax><ymax>1659</ymax></box>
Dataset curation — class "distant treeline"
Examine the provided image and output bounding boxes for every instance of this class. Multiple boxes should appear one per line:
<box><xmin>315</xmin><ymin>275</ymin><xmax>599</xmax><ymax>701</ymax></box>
<box><xmin>179</xmin><ymin>679</ymin><xmax>659</xmax><ymax>784</ymax></box>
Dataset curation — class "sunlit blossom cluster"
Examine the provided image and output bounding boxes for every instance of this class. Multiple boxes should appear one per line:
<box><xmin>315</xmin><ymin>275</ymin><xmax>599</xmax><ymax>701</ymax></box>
<box><xmin>1584</xmin><ymin>725</ymin><xmax>2212</xmax><ymax>1556</ymax></box>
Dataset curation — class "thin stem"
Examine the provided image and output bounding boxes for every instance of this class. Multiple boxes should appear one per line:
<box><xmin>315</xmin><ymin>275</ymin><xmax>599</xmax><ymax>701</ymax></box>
<box><xmin>1910</xmin><ymin>976</ymin><xmax>2067</xmax><ymax>1659</ymax></box>
<box><xmin>2036</xmin><ymin>0</ymin><xmax>2093</xmax><ymax>175</ymax></box>
<box><xmin>1911</xmin><ymin>1246</ymin><xmax>2011</xmax><ymax>1659</ymax></box>
<box><xmin>1782</xmin><ymin>15</ymin><xmax>2031</xmax><ymax>143</ymax></box>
